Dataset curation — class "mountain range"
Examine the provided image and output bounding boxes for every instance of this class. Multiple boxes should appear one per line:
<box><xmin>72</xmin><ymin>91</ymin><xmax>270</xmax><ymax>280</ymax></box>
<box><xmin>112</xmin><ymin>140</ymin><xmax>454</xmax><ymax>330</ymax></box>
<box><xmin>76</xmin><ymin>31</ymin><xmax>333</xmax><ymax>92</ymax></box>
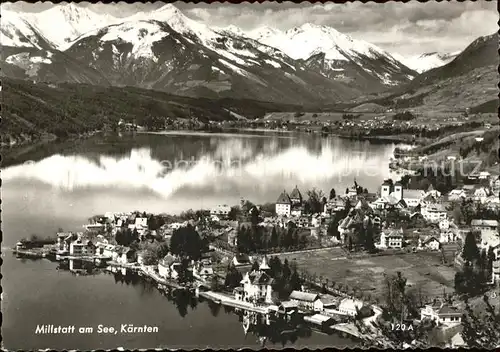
<box><xmin>2</xmin><ymin>3</ymin><xmax>415</xmax><ymax>105</ymax></box>
<box><xmin>1</xmin><ymin>3</ymin><xmax>496</xmax><ymax>109</ymax></box>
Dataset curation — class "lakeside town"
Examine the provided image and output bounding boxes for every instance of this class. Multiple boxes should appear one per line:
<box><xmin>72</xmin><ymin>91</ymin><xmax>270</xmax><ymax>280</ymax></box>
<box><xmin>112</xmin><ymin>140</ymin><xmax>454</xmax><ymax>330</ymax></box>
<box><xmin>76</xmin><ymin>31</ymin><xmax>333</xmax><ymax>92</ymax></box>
<box><xmin>14</xmin><ymin>155</ymin><xmax>500</xmax><ymax>348</ymax></box>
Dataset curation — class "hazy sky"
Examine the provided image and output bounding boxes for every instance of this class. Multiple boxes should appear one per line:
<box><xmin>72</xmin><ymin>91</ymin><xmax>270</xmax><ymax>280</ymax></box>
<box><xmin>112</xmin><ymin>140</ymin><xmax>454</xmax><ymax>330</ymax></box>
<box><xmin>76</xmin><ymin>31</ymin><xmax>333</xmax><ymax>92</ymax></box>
<box><xmin>3</xmin><ymin>1</ymin><xmax>498</xmax><ymax>57</ymax></box>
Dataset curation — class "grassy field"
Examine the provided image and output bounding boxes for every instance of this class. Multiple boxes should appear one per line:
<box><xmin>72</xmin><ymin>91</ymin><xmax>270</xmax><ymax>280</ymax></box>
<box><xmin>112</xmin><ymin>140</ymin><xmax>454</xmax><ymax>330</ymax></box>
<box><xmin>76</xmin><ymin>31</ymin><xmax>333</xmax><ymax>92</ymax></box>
<box><xmin>277</xmin><ymin>247</ymin><xmax>458</xmax><ymax>300</ymax></box>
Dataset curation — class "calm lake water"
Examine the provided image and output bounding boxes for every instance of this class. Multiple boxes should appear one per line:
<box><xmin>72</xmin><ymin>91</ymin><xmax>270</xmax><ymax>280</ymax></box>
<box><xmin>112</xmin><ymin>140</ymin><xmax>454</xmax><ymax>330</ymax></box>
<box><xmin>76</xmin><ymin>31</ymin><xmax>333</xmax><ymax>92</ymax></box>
<box><xmin>2</xmin><ymin>131</ymin><xmax>397</xmax><ymax>349</ymax></box>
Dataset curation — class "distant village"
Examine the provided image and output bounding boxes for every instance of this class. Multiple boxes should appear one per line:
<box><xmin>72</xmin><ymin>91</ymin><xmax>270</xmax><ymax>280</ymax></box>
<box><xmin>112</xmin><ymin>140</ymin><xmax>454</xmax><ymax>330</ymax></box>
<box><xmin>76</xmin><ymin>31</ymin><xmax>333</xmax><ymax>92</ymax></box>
<box><xmin>14</xmin><ymin>166</ymin><xmax>500</xmax><ymax>347</ymax></box>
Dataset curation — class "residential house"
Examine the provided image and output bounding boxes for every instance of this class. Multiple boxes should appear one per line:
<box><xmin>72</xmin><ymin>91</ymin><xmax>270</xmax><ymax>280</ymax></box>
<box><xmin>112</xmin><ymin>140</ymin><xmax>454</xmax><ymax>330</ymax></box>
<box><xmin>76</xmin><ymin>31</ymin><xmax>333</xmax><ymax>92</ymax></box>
<box><xmin>418</xmin><ymin>236</ymin><xmax>441</xmax><ymax>251</ymax></box>
<box><xmin>484</xmin><ymin>195</ymin><xmax>500</xmax><ymax>210</ymax></box>
<box><xmin>276</xmin><ymin>191</ymin><xmax>292</xmax><ymax>217</ymax></box>
<box><xmin>317</xmin><ymin>294</ymin><xmax>340</xmax><ymax>312</ymax></box>
<box><xmin>473</xmin><ymin>187</ymin><xmax>491</xmax><ymax>203</ymax></box>
<box><xmin>323</xmin><ymin>197</ymin><xmax>345</xmax><ymax>215</ymax></box>
<box><xmin>425</xmin><ymin>184</ymin><xmax>442</xmax><ymax>199</ymax></box>
<box><xmin>311</xmin><ymin>214</ymin><xmax>322</xmax><ymax>227</ymax></box>
<box><xmin>211</xmin><ymin>204</ymin><xmax>231</xmax><ymax>218</ymax></box>
<box><xmin>297</xmin><ymin>216</ymin><xmax>310</xmax><ymax>228</ymax></box>
<box><xmin>114</xmin><ymin>247</ymin><xmax>137</xmax><ymax>264</ymax></box>
<box><xmin>232</xmin><ymin>253</ymin><xmax>252</xmax><ymax>267</ymax></box>
<box><xmin>158</xmin><ymin>254</ymin><xmax>181</xmax><ymax>280</ymax></box>
<box><xmin>337</xmin><ymin>298</ymin><xmax>365</xmax><ymax>317</ymax></box>
<box><xmin>69</xmin><ymin>239</ymin><xmax>95</xmax><ymax>257</ymax></box>
<box><xmin>277</xmin><ymin>301</ymin><xmax>299</xmax><ymax>318</ymax></box>
<box><xmin>403</xmin><ymin>189</ymin><xmax>426</xmax><ymax>208</ymax></box>
<box><xmin>289</xmin><ymin>290</ymin><xmax>321</xmax><ymax>311</ymax></box>
<box><xmin>471</xmin><ymin>219</ymin><xmax>499</xmax><ymax>238</ymax></box>
<box><xmin>378</xmin><ymin>229</ymin><xmax>404</xmax><ymax>249</ymax></box>
<box><xmin>440</xmin><ymin>230</ymin><xmax>459</xmax><ymax>244</ymax></box>
<box><xmin>95</xmin><ymin>243</ymin><xmax>117</xmax><ymax>258</ymax></box>
<box><xmin>57</xmin><ymin>232</ymin><xmax>75</xmax><ymax>254</ymax></box>
<box><xmin>421</xmin><ymin>204</ymin><xmax>448</xmax><ymax>223</ymax></box>
<box><xmin>448</xmin><ymin>189</ymin><xmax>468</xmax><ymax>201</ymax></box>
<box><xmin>193</xmin><ymin>261</ymin><xmax>214</xmax><ymax>281</ymax></box>
<box><xmin>420</xmin><ymin>302</ymin><xmax>462</xmax><ymax>326</ymax></box>
<box><xmin>439</xmin><ymin>219</ymin><xmax>451</xmax><ymax>231</ymax></box>
<box><xmin>237</xmin><ymin>258</ymin><xmax>274</xmax><ymax>304</ymax></box>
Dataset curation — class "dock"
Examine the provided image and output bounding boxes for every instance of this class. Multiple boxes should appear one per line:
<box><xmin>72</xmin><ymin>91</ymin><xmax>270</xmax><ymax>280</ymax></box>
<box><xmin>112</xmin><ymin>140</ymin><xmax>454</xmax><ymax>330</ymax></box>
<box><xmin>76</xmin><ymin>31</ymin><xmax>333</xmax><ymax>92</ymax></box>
<box><xmin>199</xmin><ymin>291</ymin><xmax>269</xmax><ymax>314</ymax></box>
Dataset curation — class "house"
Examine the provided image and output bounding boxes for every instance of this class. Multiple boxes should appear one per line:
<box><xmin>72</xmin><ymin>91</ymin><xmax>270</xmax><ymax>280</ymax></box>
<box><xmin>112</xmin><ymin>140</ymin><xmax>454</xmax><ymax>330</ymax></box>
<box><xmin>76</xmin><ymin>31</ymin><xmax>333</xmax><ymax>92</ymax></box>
<box><xmin>210</xmin><ymin>204</ymin><xmax>231</xmax><ymax>218</ymax></box>
<box><xmin>158</xmin><ymin>254</ymin><xmax>180</xmax><ymax>279</ymax></box>
<box><xmin>471</xmin><ymin>219</ymin><xmax>499</xmax><ymax>236</ymax></box>
<box><xmin>425</xmin><ymin>184</ymin><xmax>442</xmax><ymax>198</ymax></box>
<box><xmin>403</xmin><ymin>189</ymin><xmax>426</xmax><ymax>208</ymax></box>
<box><xmin>447</xmin><ymin>189</ymin><xmax>468</xmax><ymax>201</ymax></box>
<box><xmin>473</xmin><ymin>187</ymin><xmax>491</xmax><ymax>203</ymax></box>
<box><xmin>420</xmin><ymin>302</ymin><xmax>462</xmax><ymax>326</ymax></box>
<box><xmin>439</xmin><ymin>219</ymin><xmax>451</xmax><ymax>231</ymax></box>
<box><xmin>237</xmin><ymin>258</ymin><xmax>274</xmax><ymax>304</ymax></box>
<box><xmin>57</xmin><ymin>232</ymin><xmax>75</xmax><ymax>254</ymax></box>
<box><xmin>484</xmin><ymin>195</ymin><xmax>500</xmax><ymax>210</ymax></box>
<box><xmin>232</xmin><ymin>253</ymin><xmax>251</xmax><ymax>266</ymax></box>
<box><xmin>378</xmin><ymin>229</ymin><xmax>404</xmax><ymax>249</ymax></box>
<box><xmin>421</xmin><ymin>204</ymin><xmax>447</xmax><ymax>223</ymax></box>
<box><xmin>289</xmin><ymin>290</ymin><xmax>321</xmax><ymax>311</ymax></box>
<box><xmin>134</xmin><ymin>217</ymin><xmax>148</xmax><ymax>230</ymax></box>
<box><xmin>337</xmin><ymin>298</ymin><xmax>364</xmax><ymax>317</ymax></box>
<box><xmin>311</xmin><ymin>214</ymin><xmax>322</xmax><ymax>227</ymax></box>
<box><xmin>418</xmin><ymin>236</ymin><xmax>441</xmax><ymax>251</ymax></box>
<box><xmin>95</xmin><ymin>243</ymin><xmax>117</xmax><ymax>258</ymax></box>
<box><xmin>114</xmin><ymin>247</ymin><xmax>137</xmax><ymax>264</ymax></box>
<box><xmin>323</xmin><ymin>197</ymin><xmax>345</xmax><ymax>215</ymax></box>
<box><xmin>354</xmin><ymin>198</ymin><xmax>373</xmax><ymax>213</ymax></box>
<box><xmin>276</xmin><ymin>191</ymin><xmax>292</xmax><ymax>217</ymax></box>
<box><xmin>440</xmin><ymin>230</ymin><xmax>459</xmax><ymax>244</ymax></box>
<box><xmin>277</xmin><ymin>301</ymin><xmax>300</xmax><ymax>320</ymax></box>
<box><xmin>69</xmin><ymin>239</ymin><xmax>95</xmax><ymax>256</ymax></box>
<box><xmin>318</xmin><ymin>294</ymin><xmax>340</xmax><ymax>311</ymax></box>
<box><xmin>193</xmin><ymin>261</ymin><xmax>214</xmax><ymax>281</ymax></box>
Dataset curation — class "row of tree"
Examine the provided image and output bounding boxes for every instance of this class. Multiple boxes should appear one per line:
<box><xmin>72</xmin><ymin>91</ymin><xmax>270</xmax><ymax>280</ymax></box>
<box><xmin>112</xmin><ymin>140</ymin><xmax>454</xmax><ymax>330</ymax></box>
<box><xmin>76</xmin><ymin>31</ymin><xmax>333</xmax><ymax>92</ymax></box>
<box><xmin>236</xmin><ymin>224</ymin><xmax>308</xmax><ymax>254</ymax></box>
<box><xmin>454</xmin><ymin>232</ymin><xmax>495</xmax><ymax>296</ymax></box>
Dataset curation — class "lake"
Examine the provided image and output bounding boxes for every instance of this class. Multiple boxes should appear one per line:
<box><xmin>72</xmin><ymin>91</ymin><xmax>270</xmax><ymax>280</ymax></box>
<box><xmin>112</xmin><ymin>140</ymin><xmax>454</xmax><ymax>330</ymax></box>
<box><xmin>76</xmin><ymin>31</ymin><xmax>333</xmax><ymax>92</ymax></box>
<box><xmin>2</xmin><ymin>131</ymin><xmax>397</xmax><ymax>349</ymax></box>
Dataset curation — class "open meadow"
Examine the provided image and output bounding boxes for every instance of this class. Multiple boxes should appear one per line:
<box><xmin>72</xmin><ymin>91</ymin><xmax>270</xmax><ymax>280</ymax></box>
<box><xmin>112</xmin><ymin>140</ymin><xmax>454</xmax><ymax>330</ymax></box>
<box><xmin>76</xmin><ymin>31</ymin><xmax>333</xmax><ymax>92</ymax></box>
<box><xmin>277</xmin><ymin>247</ymin><xmax>458</xmax><ymax>301</ymax></box>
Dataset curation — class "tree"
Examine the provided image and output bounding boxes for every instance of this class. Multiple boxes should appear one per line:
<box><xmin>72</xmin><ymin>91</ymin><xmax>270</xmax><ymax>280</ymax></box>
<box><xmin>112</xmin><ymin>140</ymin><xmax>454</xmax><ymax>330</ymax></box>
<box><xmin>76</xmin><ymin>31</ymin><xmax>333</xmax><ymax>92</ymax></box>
<box><xmin>237</xmin><ymin>226</ymin><xmax>251</xmax><ymax>254</ymax></box>
<box><xmin>228</xmin><ymin>206</ymin><xmax>241</xmax><ymax>221</ymax></box>
<box><xmin>224</xmin><ymin>264</ymin><xmax>243</xmax><ymax>289</ymax></box>
<box><xmin>306</xmin><ymin>188</ymin><xmax>325</xmax><ymax>214</ymax></box>
<box><xmin>170</xmin><ymin>225</ymin><xmax>204</xmax><ymax>260</ymax></box>
<box><xmin>270</xmin><ymin>227</ymin><xmax>279</xmax><ymax>248</ymax></box>
<box><xmin>251</xmin><ymin>260</ymin><xmax>260</xmax><ymax>272</ymax></box>
<box><xmin>462</xmin><ymin>232</ymin><xmax>479</xmax><ymax>263</ymax></box>
<box><xmin>329</xmin><ymin>188</ymin><xmax>336</xmax><ymax>200</ymax></box>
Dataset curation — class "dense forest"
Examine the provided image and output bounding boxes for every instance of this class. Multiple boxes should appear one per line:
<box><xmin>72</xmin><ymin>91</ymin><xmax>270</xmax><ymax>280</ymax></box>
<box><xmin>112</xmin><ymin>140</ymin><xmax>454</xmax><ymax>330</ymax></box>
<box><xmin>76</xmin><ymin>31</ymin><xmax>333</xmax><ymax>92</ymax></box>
<box><xmin>1</xmin><ymin>78</ymin><xmax>300</xmax><ymax>144</ymax></box>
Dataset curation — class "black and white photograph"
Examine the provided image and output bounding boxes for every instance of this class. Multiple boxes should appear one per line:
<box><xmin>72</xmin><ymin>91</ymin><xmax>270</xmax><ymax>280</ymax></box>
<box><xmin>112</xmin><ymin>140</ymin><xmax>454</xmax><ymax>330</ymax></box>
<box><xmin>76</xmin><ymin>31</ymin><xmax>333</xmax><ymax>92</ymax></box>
<box><xmin>1</xmin><ymin>0</ymin><xmax>499</xmax><ymax>350</ymax></box>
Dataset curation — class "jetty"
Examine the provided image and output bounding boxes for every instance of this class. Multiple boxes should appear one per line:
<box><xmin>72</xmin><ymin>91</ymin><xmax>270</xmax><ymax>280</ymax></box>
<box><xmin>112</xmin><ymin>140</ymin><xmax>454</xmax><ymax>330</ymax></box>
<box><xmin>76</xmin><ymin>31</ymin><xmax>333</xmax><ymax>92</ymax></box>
<box><xmin>199</xmin><ymin>291</ymin><xmax>269</xmax><ymax>314</ymax></box>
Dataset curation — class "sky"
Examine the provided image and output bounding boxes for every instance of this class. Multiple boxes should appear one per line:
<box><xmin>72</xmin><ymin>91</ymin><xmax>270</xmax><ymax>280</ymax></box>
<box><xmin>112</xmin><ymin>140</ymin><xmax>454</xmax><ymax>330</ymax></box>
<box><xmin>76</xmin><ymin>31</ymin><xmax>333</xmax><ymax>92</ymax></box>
<box><xmin>2</xmin><ymin>1</ymin><xmax>498</xmax><ymax>57</ymax></box>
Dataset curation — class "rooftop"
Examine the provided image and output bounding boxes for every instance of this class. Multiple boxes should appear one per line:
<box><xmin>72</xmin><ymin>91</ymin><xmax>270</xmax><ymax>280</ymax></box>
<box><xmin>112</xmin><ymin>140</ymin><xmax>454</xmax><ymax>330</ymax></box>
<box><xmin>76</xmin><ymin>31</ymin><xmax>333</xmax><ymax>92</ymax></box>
<box><xmin>276</xmin><ymin>190</ymin><xmax>292</xmax><ymax>205</ymax></box>
<box><xmin>289</xmin><ymin>290</ymin><xmax>320</xmax><ymax>302</ymax></box>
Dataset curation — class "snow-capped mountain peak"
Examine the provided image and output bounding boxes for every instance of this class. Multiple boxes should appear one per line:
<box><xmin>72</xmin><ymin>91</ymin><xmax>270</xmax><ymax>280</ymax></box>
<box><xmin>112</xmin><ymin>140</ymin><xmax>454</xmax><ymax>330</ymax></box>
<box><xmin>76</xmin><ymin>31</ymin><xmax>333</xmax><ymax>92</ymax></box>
<box><xmin>398</xmin><ymin>51</ymin><xmax>460</xmax><ymax>73</ymax></box>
